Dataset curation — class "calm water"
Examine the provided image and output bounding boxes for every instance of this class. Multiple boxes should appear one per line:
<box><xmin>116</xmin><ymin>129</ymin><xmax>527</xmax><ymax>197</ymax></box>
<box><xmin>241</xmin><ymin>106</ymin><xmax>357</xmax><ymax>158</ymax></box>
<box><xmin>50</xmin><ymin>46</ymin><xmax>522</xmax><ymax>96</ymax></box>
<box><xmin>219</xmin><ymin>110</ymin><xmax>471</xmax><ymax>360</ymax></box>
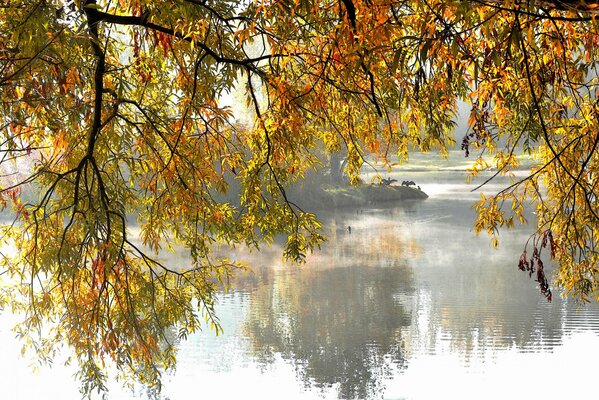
<box><xmin>2</xmin><ymin>169</ymin><xmax>599</xmax><ymax>399</ymax></box>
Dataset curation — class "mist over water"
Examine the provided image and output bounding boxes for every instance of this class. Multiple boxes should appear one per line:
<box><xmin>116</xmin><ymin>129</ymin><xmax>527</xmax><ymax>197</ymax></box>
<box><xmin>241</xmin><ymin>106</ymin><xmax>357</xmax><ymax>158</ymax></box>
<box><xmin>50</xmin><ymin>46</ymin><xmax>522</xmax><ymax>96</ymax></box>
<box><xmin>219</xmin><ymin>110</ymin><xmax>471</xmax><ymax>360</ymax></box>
<box><xmin>2</xmin><ymin>159</ymin><xmax>599</xmax><ymax>399</ymax></box>
<box><xmin>153</xmin><ymin>165</ymin><xmax>599</xmax><ymax>399</ymax></box>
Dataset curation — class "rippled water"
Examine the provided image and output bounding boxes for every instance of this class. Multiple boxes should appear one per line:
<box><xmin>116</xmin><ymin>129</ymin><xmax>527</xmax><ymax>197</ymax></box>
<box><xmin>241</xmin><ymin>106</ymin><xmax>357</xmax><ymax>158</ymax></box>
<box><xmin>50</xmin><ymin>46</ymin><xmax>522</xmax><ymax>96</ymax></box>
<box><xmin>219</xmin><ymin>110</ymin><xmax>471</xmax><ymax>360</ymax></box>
<box><xmin>3</xmin><ymin>169</ymin><xmax>599</xmax><ymax>399</ymax></box>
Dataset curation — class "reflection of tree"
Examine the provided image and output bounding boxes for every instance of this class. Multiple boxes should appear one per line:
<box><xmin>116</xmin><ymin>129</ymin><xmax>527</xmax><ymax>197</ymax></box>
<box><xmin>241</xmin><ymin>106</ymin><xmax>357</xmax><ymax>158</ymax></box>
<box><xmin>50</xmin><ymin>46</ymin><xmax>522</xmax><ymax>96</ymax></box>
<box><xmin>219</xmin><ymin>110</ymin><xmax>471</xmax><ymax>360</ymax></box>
<box><xmin>411</xmin><ymin>265</ymin><xmax>586</xmax><ymax>359</ymax></box>
<box><xmin>398</xmin><ymin>198</ymin><xmax>599</xmax><ymax>359</ymax></box>
<box><xmin>240</xmin><ymin>209</ymin><xmax>416</xmax><ymax>399</ymax></box>
<box><xmin>244</xmin><ymin>265</ymin><xmax>413</xmax><ymax>399</ymax></box>
<box><xmin>234</xmin><ymin>202</ymin><xmax>599</xmax><ymax>398</ymax></box>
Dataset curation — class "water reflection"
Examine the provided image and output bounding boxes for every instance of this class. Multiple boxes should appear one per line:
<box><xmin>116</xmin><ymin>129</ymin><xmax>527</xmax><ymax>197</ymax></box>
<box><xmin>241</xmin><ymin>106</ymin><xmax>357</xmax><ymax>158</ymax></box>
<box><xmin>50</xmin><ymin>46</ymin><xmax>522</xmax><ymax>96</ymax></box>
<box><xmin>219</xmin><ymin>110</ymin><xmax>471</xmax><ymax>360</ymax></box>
<box><xmin>227</xmin><ymin>209</ymin><xmax>416</xmax><ymax>399</ymax></box>
<box><xmin>245</xmin><ymin>266</ymin><xmax>412</xmax><ymax>399</ymax></box>
<box><xmin>229</xmin><ymin>171</ymin><xmax>599</xmax><ymax>399</ymax></box>
<box><xmin>3</xmin><ymin>170</ymin><xmax>599</xmax><ymax>399</ymax></box>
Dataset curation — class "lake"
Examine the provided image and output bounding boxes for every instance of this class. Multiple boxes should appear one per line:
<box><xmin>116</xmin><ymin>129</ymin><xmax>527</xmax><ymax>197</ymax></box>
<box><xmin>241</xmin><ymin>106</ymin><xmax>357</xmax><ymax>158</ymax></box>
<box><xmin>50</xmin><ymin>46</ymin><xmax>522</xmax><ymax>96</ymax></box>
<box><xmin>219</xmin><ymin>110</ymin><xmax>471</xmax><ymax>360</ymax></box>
<box><xmin>2</xmin><ymin>166</ymin><xmax>599</xmax><ymax>399</ymax></box>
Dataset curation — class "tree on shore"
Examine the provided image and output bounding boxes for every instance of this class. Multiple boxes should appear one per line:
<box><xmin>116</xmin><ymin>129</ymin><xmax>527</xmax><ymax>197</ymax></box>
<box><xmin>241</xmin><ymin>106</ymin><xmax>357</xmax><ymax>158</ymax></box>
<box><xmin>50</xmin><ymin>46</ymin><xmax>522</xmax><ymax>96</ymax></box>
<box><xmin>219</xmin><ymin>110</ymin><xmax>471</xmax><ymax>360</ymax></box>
<box><xmin>2</xmin><ymin>0</ymin><xmax>599</xmax><ymax>393</ymax></box>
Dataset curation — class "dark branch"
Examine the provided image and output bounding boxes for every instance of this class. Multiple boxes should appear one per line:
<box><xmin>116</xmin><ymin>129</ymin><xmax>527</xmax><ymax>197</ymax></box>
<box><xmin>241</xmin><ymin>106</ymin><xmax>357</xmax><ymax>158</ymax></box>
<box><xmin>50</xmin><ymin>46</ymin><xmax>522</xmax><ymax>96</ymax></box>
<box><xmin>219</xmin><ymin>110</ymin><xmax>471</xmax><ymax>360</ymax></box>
<box><xmin>83</xmin><ymin>0</ymin><xmax>105</xmax><ymax>157</ymax></box>
<box><xmin>87</xmin><ymin>8</ymin><xmax>273</xmax><ymax>69</ymax></box>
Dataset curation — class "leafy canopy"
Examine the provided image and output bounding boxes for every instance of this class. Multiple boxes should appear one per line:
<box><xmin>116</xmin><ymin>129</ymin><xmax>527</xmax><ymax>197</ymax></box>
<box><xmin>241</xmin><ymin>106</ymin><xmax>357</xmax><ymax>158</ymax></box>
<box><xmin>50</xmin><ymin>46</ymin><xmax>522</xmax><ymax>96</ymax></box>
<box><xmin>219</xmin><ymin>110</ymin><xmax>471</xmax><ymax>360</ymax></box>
<box><xmin>1</xmin><ymin>0</ymin><xmax>599</xmax><ymax>394</ymax></box>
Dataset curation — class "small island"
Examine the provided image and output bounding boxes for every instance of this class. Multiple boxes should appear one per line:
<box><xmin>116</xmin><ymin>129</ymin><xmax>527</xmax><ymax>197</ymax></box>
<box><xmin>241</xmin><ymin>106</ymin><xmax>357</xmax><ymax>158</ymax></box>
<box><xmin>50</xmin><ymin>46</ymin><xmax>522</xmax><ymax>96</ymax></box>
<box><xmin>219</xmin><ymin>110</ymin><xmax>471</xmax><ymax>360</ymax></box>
<box><xmin>289</xmin><ymin>177</ymin><xmax>428</xmax><ymax>209</ymax></box>
<box><xmin>300</xmin><ymin>155</ymin><xmax>428</xmax><ymax>208</ymax></box>
<box><xmin>319</xmin><ymin>183</ymin><xmax>428</xmax><ymax>207</ymax></box>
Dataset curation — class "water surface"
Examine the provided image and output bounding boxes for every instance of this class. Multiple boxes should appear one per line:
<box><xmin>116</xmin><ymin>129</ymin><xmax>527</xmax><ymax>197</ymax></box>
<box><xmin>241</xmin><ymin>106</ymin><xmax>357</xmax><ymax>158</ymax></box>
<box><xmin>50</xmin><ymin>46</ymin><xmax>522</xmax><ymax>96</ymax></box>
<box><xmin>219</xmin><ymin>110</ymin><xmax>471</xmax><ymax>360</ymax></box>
<box><xmin>2</xmin><ymin>169</ymin><xmax>599</xmax><ymax>399</ymax></box>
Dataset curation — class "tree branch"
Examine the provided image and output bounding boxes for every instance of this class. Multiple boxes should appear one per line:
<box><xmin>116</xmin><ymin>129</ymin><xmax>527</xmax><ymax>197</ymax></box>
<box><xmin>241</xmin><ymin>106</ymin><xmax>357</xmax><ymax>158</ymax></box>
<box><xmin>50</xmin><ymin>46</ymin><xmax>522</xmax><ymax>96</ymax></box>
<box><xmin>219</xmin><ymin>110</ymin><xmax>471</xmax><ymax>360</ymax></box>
<box><xmin>83</xmin><ymin>0</ymin><xmax>105</xmax><ymax>157</ymax></box>
<box><xmin>87</xmin><ymin>7</ymin><xmax>273</xmax><ymax>69</ymax></box>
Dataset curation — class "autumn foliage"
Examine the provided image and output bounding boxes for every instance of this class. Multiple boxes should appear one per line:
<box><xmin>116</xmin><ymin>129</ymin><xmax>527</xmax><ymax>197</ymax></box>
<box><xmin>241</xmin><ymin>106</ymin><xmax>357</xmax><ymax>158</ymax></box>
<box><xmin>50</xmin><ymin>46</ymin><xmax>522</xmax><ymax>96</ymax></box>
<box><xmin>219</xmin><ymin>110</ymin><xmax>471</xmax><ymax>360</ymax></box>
<box><xmin>2</xmin><ymin>0</ymin><xmax>599</xmax><ymax>394</ymax></box>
